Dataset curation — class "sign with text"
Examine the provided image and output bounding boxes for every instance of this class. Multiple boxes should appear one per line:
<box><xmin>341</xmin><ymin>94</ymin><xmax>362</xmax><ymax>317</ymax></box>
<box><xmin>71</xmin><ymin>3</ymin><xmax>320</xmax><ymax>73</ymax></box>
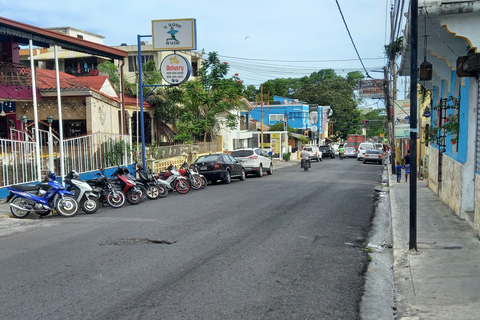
<box><xmin>358</xmin><ymin>79</ymin><xmax>385</xmax><ymax>99</ymax></box>
<box><xmin>152</xmin><ymin>18</ymin><xmax>197</xmax><ymax>51</ymax></box>
<box><xmin>160</xmin><ymin>54</ymin><xmax>191</xmax><ymax>85</ymax></box>
<box><xmin>394</xmin><ymin>99</ymin><xmax>411</xmax><ymax>139</ymax></box>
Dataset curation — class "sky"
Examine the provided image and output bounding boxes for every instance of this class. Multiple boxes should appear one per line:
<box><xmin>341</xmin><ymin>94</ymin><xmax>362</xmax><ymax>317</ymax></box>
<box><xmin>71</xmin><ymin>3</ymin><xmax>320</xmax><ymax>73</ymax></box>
<box><xmin>1</xmin><ymin>0</ymin><xmax>406</xmax><ymax>107</ymax></box>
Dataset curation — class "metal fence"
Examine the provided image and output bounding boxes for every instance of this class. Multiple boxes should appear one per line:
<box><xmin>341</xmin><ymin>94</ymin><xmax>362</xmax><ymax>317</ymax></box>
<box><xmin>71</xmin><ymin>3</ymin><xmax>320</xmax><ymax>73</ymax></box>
<box><xmin>0</xmin><ymin>132</ymin><xmax>131</xmax><ymax>187</ymax></box>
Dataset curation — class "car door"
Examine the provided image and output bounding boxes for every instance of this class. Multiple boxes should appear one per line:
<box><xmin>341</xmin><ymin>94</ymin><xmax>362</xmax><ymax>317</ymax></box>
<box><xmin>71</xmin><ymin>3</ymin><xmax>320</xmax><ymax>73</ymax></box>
<box><xmin>227</xmin><ymin>154</ymin><xmax>241</xmax><ymax>176</ymax></box>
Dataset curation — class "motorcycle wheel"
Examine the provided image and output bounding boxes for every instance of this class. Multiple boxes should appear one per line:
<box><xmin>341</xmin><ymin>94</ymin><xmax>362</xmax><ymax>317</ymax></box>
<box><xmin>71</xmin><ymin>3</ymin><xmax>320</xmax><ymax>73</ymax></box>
<box><xmin>81</xmin><ymin>197</ymin><xmax>99</xmax><ymax>214</ymax></box>
<box><xmin>175</xmin><ymin>179</ymin><xmax>191</xmax><ymax>194</ymax></box>
<box><xmin>157</xmin><ymin>184</ymin><xmax>168</xmax><ymax>198</ymax></box>
<box><xmin>55</xmin><ymin>196</ymin><xmax>78</xmax><ymax>217</ymax></box>
<box><xmin>107</xmin><ymin>190</ymin><xmax>125</xmax><ymax>208</ymax></box>
<box><xmin>191</xmin><ymin>176</ymin><xmax>203</xmax><ymax>190</ymax></box>
<box><xmin>304</xmin><ymin>166</ymin><xmax>308</xmax><ymax>171</ymax></box>
<box><xmin>136</xmin><ymin>185</ymin><xmax>148</xmax><ymax>202</ymax></box>
<box><xmin>199</xmin><ymin>175</ymin><xmax>207</xmax><ymax>189</ymax></box>
<box><xmin>10</xmin><ymin>197</ymin><xmax>31</xmax><ymax>219</ymax></box>
<box><xmin>126</xmin><ymin>189</ymin><xmax>142</xmax><ymax>205</ymax></box>
<box><xmin>146</xmin><ymin>185</ymin><xmax>160</xmax><ymax>200</ymax></box>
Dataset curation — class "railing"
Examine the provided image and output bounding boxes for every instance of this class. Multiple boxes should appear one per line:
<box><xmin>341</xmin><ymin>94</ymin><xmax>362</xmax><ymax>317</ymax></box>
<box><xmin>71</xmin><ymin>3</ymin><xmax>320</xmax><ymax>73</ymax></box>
<box><xmin>63</xmin><ymin>133</ymin><xmax>131</xmax><ymax>173</ymax></box>
<box><xmin>0</xmin><ymin>139</ymin><xmax>38</xmax><ymax>186</ymax></box>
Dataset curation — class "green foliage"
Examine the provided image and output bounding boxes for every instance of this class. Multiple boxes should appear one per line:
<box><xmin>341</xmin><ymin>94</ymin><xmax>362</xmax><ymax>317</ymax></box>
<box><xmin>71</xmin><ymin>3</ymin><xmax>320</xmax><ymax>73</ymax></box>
<box><xmin>363</xmin><ymin>109</ymin><xmax>386</xmax><ymax>139</ymax></box>
<box><xmin>385</xmin><ymin>37</ymin><xmax>403</xmax><ymax>61</ymax></box>
<box><xmin>98</xmin><ymin>61</ymin><xmax>120</xmax><ymax>92</ymax></box>
<box><xmin>425</xmin><ymin>97</ymin><xmax>460</xmax><ymax>145</ymax></box>
<box><xmin>174</xmin><ymin>51</ymin><xmax>245</xmax><ymax>143</ymax></box>
<box><xmin>102</xmin><ymin>139</ymin><xmax>132</xmax><ymax>167</ymax></box>
<box><xmin>282</xmin><ymin>152</ymin><xmax>291</xmax><ymax>161</ymax></box>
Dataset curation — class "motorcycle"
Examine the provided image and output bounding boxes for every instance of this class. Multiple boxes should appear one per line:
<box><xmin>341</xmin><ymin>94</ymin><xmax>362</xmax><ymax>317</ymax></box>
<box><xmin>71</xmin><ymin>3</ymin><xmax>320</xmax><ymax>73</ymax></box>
<box><xmin>5</xmin><ymin>171</ymin><xmax>79</xmax><ymax>218</ymax></box>
<box><xmin>86</xmin><ymin>169</ymin><xmax>126</xmax><ymax>208</ymax></box>
<box><xmin>156</xmin><ymin>165</ymin><xmax>191</xmax><ymax>194</ymax></box>
<box><xmin>301</xmin><ymin>158</ymin><xmax>310</xmax><ymax>171</ymax></box>
<box><xmin>64</xmin><ymin>170</ymin><xmax>100</xmax><ymax>214</ymax></box>
<box><xmin>134</xmin><ymin>163</ymin><xmax>168</xmax><ymax>199</ymax></box>
<box><xmin>111</xmin><ymin>167</ymin><xmax>144</xmax><ymax>205</ymax></box>
<box><xmin>179</xmin><ymin>162</ymin><xmax>205</xmax><ymax>190</ymax></box>
<box><xmin>339</xmin><ymin>151</ymin><xmax>345</xmax><ymax>160</ymax></box>
<box><xmin>189</xmin><ymin>163</ymin><xmax>208</xmax><ymax>188</ymax></box>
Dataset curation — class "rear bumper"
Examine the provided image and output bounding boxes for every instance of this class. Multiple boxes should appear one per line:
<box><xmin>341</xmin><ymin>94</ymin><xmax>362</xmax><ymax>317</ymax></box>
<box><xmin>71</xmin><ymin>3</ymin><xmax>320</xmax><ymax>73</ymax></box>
<box><xmin>198</xmin><ymin>170</ymin><xmax>226</xmax><ymax>181</ymax></box>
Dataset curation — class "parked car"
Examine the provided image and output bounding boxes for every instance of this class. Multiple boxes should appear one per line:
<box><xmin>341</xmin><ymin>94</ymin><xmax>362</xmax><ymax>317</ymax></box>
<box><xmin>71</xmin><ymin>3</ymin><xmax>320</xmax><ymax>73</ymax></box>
<box><xmin>304</xmin><ymin>146</ymin><xmax>322</xmax><ymax>162</ymax></box>
<box><xmin>194</xmin><ymin>153</ymin><xmax>245</xmax><ymax>184</ymax></box>
<box><xmin>319</xmin><ymin>145</ymin><xmax>335</xmax><ymax>159</ymax></box>
<box><xmin>363</xmin><ymin>149</ymin><xmax>383</xmax><ymax>164</ymax></box>
<box><xmin>374</xmin><ymin>143</ymin><xmax>384</xmax><ymax>152</ymax></box>
<box><xmin>356</xmin><ymin>142</ymin><xmax>376</xmax><ymax>161</ymax></box>
<box><xmin>231</xmin><ymin>148</ymin><xmax>273</xmax><ymax>177</ymax></box>
<box><xmin>344</xmin><ymin>147</ymin><xmax>357</xmax><ymax>158</ymax></box>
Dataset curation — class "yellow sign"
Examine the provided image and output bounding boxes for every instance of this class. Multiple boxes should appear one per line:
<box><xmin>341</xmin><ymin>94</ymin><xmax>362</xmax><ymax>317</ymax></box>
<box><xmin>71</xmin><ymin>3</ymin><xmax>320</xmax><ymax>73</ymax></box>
<box><xmin>271</xmin><ymin>133</ymin><xmax>280</xmax><ymax>139</ymax></box>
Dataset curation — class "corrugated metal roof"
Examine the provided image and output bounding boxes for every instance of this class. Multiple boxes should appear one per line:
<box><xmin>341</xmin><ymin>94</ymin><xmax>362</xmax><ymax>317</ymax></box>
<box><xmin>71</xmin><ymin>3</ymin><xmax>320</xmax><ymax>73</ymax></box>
<box><xmin>0</xmin><ymin>16</ymin><xmax>127</xmax><ymax>60</ymax></box>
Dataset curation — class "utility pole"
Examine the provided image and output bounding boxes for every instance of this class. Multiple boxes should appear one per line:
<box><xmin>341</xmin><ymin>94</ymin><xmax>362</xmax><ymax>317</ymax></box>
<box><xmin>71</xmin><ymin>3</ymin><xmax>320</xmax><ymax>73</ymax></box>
<box><xmin>260</xmin><ymin>83</ymin><xmax>264</xmax><ymax>148</ymax></box>
<box><xmin>409</xmin><ymin>0</ymin><xmax>418</xmax><ymax>251</ymax></box>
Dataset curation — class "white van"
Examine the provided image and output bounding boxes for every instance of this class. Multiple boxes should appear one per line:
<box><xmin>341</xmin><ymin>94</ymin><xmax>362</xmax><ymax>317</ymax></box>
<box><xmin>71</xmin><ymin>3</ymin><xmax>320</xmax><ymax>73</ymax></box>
<box><xmin>356</xmin><ymin>142</ymin><xmax>375</xmax><ymax>160</ymax></box>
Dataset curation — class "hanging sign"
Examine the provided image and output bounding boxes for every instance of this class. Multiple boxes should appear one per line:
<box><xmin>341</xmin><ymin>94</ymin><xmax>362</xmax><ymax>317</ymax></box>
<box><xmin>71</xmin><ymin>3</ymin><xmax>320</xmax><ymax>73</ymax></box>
<box><xmin>152</xmin><ymin>18</ymin><xmax>197</xmax><ymax>51</ymax></box>
<box><xmin>160</xmin><ymin>54</ymin><xmax>191</xmax><ymax>85</ymax></box>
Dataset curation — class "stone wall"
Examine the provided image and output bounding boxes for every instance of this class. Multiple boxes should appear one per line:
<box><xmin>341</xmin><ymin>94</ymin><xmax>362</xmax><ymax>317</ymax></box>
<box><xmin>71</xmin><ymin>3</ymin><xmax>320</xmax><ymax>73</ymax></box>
<box><xmin>441</xmin><ymin>155</ymin><xmax>463</xmax><ymax>217</ymax></box>
<box><xmin>428</xmin><ymin>146</ymin><xmax>439</xmax><ymax>194</ymax></box>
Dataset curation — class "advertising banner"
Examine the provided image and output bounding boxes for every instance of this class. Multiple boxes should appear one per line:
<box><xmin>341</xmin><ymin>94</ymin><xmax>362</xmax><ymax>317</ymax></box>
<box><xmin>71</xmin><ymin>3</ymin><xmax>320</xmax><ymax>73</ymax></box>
<box><xmin>160</xmin><ymin>54</ymin><xmax>191</xmax><ymax>85</ymax></box>
<box><xmin>359</xmin><ymin>79</ymin><xmax>384</xmax><ymax>99</ymax></box>
<box><xmin>394</xmin><ymin>99</ymin><xmax>411</xmax><ymax>139</ymax></box>
<box><xmin>152</xmin><ymin>19</ymin><xmax>197</xmax><ymax>51</ymax></box>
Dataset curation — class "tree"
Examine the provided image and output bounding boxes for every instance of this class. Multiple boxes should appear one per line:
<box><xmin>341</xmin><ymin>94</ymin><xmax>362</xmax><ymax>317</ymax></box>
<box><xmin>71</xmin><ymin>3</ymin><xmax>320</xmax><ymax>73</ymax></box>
<box><xmin>97</xmin><ymin>61</ymin><xmax>120</xmax><ymax>92</ymax></box>
<box><xmin>174</xmin><ymin>51</ymin><xmax>246</xmax><ymax>143</ymax></box>
<box><xmin>363</xmin><ymin>109</ymin><xmax>386</xmax><ymax>139</ymax></box>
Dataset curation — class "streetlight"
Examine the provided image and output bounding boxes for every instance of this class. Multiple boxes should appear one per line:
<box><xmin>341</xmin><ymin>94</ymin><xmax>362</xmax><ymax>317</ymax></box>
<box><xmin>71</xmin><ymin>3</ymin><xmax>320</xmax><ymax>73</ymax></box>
<box><xmin>20</xmin><ymin>115</ymin><xmax>28</xmax><ymax>141</ymax></box>
<box><xmin>46</xmin><ymin>116</ymin><xmax>54</xmax><ymax>171</ymax></box>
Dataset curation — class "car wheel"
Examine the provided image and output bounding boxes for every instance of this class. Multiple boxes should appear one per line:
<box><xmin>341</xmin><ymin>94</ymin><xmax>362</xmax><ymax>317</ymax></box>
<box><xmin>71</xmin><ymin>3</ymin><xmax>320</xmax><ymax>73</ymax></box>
<box><xmin>239</xmin><ymin>168</ymin><xmax>246</xmax><ymax>181</ymax></box>
<box><xmin>267</xmin><ymin>163</ymin><xmax>273</xmax><ymax>175</ymax></box>
<box><xmin>357</xmin><ymin>157</ymin><xmax>361</xmax><ymax>161</ymax></box>
<box><xmin>331</xmin><ymin>154</ymin><xmax>334</xmax><ymax>159</ymax></box>
<box><xmin>363</xmin><ymin>160</ymin><xmax>367</xmax><ymax>164</ymax></box>
<box><xmin>256</xmin><ymin>165</ymin><xmax>263</xmax><ymax>177</ymax></box>
<box><xmin>223</xmin><ymin>171</ymin><xmax>231</xmax><ymax>184</ymax></box>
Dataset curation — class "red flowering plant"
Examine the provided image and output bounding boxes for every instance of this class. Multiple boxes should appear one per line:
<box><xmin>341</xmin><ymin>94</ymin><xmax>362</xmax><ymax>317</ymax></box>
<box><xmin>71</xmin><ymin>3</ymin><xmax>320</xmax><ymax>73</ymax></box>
<box><xmin>425</xmin><ymin>96</ymin><xmax>460</xmax><ymax>145</ymax></box>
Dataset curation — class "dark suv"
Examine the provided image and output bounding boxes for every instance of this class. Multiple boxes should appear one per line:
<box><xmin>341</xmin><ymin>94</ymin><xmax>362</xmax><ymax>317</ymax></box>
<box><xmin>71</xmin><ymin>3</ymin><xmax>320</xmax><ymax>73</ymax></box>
<box><xmin>319</xmin><ymin>145</ymin><xmax>335</xmax><ymax>159</ymax></box>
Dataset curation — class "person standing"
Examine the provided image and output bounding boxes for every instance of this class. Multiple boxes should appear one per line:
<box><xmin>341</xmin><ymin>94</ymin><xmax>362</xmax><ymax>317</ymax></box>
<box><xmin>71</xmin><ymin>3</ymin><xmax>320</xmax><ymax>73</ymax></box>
<box><xmin>395</xmin><ymin>161</ymin><xmax>402</xmax><ymax>183</ymax></box>
<box><xmin>404</xmin><ymin>149</ymin><xmax>411</xmax><ymax>182</ymax></box>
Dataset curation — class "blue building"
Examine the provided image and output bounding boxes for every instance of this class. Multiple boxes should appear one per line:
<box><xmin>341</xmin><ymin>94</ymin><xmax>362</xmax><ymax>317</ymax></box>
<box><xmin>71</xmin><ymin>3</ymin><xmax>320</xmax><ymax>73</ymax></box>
<box><xmin>246</xmin><ymin>96</ymin><xmax>323</xmax><ymax>133</ymax></box>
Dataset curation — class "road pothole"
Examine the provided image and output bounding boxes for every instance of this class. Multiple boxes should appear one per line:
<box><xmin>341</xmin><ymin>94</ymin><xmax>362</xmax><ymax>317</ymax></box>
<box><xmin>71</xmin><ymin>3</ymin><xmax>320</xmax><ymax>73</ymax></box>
<box><xmin>100</xmin><ymin>238</ymin><xmax>177</xmax><ymax>246</ymax></box>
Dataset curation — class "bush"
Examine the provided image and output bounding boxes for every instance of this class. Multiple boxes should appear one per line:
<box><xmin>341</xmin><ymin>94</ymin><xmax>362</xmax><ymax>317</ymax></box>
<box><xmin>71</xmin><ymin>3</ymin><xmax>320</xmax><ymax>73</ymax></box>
<box><xmin>283</xmin><ymin>152</ymin><xmax>291</xmax><ymax>161</ymax></box>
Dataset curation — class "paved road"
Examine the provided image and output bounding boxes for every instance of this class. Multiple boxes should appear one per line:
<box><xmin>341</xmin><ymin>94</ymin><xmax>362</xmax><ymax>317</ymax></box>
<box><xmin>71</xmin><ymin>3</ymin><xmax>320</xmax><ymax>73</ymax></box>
<box><xmin>0</xmin><ymin>158</ymin><xmax>383</xmax><ymax>320</ymax></box>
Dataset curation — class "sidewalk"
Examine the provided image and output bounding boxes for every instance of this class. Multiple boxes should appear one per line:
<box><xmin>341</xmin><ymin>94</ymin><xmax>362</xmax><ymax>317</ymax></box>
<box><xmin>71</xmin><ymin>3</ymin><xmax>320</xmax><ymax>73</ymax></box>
<box><xmin>390</xmin><ymin>170</ymin><xmax>480</xmax><ymax>319</ymax></box>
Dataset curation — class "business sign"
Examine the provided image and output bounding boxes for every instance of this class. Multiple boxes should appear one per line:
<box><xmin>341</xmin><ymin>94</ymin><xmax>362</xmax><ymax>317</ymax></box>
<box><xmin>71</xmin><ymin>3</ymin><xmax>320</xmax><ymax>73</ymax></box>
<box><xmin>394</xmin><ymin>99</ymin><xmax>411</xmax><ymax>139</ymax></box>
<box><xmin>160</xmin><ymin>54</ymin><xmax>191</xmax><ymax>85</ymax></box>
<box><xmin>358</xmin><ymin>79</ymin><xmax>385</xmax><ymax>99</ymax></box>
<box><xmin>152</xmin><ymin>18</ymin><xmax>197</xmax><ymax>51</ymax></box>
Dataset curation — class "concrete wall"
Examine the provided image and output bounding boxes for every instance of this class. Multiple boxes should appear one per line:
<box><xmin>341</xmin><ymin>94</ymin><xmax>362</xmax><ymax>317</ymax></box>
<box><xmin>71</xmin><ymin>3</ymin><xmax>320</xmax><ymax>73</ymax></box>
<box><xmin>440</xmin><ymin>154</ymin><xmax>463</xmax><ymax>217</ymax></box>
<box><xmin>474</xmin><ymin>174</ymin><xmax>480</xmax><ymax>236</ymax></box>
<box><xmin>428</xmin><ymin>146</ymin><xmax>439</xmax><ymax>195</ymax></box>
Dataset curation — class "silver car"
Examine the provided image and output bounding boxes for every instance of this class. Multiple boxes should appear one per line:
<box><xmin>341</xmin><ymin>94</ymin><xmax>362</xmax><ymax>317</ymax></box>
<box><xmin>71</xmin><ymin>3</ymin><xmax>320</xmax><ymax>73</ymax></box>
<box><xmin>231</xmin><ymin>148</ymin><xmax>273</xmax><ymax>177</ymax></box>
<box><xmin>356</xmin><ymin>142</ymin><xmax>375</xmax><ymax>161</ymax></box>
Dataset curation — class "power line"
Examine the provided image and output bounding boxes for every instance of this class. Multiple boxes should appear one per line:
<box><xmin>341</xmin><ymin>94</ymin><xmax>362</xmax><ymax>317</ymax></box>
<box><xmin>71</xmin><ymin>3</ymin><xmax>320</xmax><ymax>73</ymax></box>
<box><xmin>335</xmin><ymin>0</ymin><xmax>370</xmax><ymax>77</ymax></box>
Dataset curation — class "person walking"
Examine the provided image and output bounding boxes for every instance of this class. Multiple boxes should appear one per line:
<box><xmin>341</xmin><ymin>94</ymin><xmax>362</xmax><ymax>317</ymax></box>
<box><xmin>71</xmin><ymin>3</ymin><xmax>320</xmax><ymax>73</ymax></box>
<box><xmin>395</xmin><ymin>161</ymin><xmax>402</xmax><ymax>183</ymax></box>
<box><xmin>404</xmin><ymin>149</ymin><xmax>411</xmax><ymax>182</ymax></box>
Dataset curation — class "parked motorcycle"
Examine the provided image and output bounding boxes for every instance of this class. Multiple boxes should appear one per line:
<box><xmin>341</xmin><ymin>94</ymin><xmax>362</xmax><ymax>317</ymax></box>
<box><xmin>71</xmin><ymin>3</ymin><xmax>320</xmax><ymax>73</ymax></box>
<box><xmin>179</xmin><ymin>162</ymin><xmax>205</xmax><ymax>190</ymax></box>
<box><xmin>86</xmin><ymin>169</ymin><xmax>126</xmax><ymax>208</ymax></box>
<box><xmin>134</xmin><ymin>163</ymin><xmax>167</xmax><ymax>199</ymax></box>
<box><xmin>64</xmin><ymin>170</ymin><xmax>100</xmax><ymax>214</ymax></box>
<box><xmin>6</xmin><ymin>171</ymin><xmax>79</xmax><ymax>218</ymax></box>
<box><xmin>111</xmin><ymin>167</ymin><xmax>144</xmax><ymax>205</ymax></box>
<box><xmin>156</xmin><ymin>165</ymin><xmax>191</xmax><ymax>194</ymax></box>
<box><xmin>190</xmin><ymin>163</ymin><xmax>208</xmax><ymax>188</ymax></box>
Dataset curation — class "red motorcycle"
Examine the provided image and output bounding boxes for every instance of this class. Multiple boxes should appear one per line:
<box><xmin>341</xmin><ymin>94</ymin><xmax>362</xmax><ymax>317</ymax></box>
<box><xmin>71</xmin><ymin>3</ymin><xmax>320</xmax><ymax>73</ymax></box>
<box><xmin>111</xmin><ymin>167</ymin><xmax>143</xmax><ymax>205</ymax></box>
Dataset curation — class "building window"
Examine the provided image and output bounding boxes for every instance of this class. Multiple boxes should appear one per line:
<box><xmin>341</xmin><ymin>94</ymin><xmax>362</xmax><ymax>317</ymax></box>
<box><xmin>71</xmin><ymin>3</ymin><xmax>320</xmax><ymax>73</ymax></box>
<box><xmin>77</xmin><ymin>34</ymin><xmax>83</xmax><ymax>39</ymax></box>
<box><xmin>269</xmin><ymin>114</ymin><xmax>284</xmax><ymax>124</ymax></box>
<box><xmin>192</xmin><ymin>61</ymin><xmax>198</xmax><ymax>76</ymax></box>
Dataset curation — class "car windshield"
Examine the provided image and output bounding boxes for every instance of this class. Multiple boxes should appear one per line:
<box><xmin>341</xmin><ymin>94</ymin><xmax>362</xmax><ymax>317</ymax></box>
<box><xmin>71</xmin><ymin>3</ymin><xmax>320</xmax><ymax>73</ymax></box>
<box><xmin>231</xmin><ymin>150</ymin><xmax>254</xmax><ymax>157</ymax></box>
<box><xmin>345</xmin><ymin>147</ymin><xmax>355</xmax><ymax>152</ymax></box>
<box><xmin>305</xmin><ymin>147</ymin><xmax>313</xmax><ymax>152</ymax></box>
<box><xmin>375</xmin><ymin>143</ymin><xmax>383</xmax><ymax>149</ymax></box>
<box><xmin>366</xmin><ymin>150</ymin><xmax>381</xmax><ymax>154</ymax></box>
<box><xmin>319</xmin><ymin>146</ymin><xmax>329</xmax><ymax>151</ymax></box>
<box><xmin>359</xmin><ymin>144</ymin><xmax>374</xmax><ymax>150</ymax></box>
<box><xmin>196</xmin><ymin>155</ymin><xmax>220</xmax><ymax>162</ymax></box>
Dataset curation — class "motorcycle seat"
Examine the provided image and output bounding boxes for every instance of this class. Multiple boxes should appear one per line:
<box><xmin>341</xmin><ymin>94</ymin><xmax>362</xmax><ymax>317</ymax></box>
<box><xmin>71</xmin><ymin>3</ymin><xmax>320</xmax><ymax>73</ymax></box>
<box><xmin>12</xmin><ymin>184</ymin><xmax>41</xmax><ymax>191</ymax></box>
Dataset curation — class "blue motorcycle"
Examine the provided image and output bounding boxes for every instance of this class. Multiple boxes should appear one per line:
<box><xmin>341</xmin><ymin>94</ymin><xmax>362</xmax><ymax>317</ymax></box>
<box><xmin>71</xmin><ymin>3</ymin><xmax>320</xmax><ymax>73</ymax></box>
<box><xmin>5</xmin><ymin>172</ymin><xmax>79</xmax><ymax>219</ymax></box>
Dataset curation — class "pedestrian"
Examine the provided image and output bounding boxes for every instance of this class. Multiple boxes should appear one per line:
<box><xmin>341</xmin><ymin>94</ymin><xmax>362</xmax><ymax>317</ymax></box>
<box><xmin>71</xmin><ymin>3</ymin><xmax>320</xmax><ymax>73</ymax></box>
<box><xmin>404</xmin><ymin>149</ymin><xmax>411</xmax><ymax>182</ymax></box>
<box><xmin>395</xmin><ymin>161</ymin><xmax>402</xmax><ymax>183</ymax></box>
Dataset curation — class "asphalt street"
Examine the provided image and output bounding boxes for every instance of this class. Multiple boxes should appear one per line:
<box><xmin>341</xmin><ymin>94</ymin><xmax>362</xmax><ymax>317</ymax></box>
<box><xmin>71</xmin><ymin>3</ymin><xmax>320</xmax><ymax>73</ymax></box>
<box><xmin>0</xmin><ymin>158</ymin><xmax>385</xmax><ymax>320</ymax></box>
